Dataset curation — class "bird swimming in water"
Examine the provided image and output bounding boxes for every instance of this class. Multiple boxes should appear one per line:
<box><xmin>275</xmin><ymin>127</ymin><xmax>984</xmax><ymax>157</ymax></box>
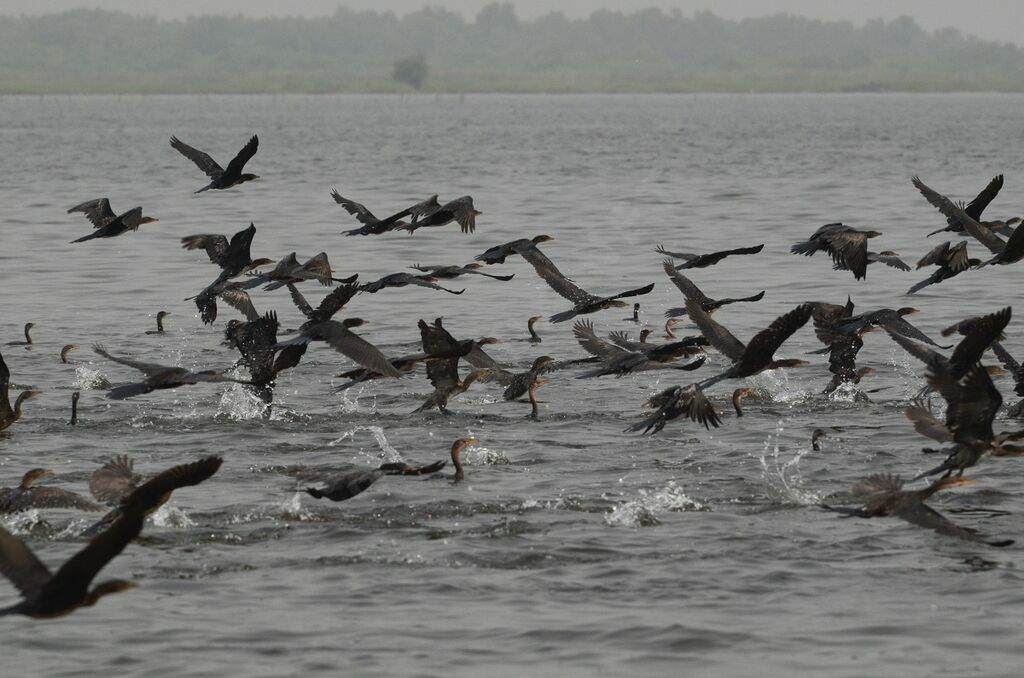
<box><xmin>625</xmin><ymin>303</ymin><xmax>640</xmax><ymax>322</ymax></box>
<box><xmin>0</xmin><ymin>469</ymin><xmax>101</xmax><ymax>514</ymax></box>
<box><xmin>144</xmin><ymin>311</ymin><xmax>171</xmax><ymax>335</ymax></box>
<box><xmin>731</xmin><ymin>387</ymin><xmax>751</xmax><ymax>417</ymax></box>
<box><xmin>656</xmin><ymin>243</ymin><xmax>765</xmax><ymax>269</ymax></box>
<box><xmin>450</xmin><ymin>437</ymin><xmax>478</xmax><ymax>482</ymax></box>
<box><xmin>60</xmin><ymin>344</ymin><xmax>78</xmax><ymax>364</ymax></box>
<box><xmin>0</xmin><ymin>350</ymin><xmax>41</xmax><ymax>433</ymax></box>
<box><xmin>664</xmin><ymin>318</ymin><xmax>682</xmax><ymax>339</ymax></box>
<box><xmin>92</xmin><ymin>344</ymin><xmax>251</xmax><ymax>400</ymax></box>
<box><xmin>790</xmin><ymin>223</ymin><xmax>885</xmax><ymax>280</ymax></box>
<box><xmin>528</xmin><ymin>379</ymin><xmax>547</xmax><ymax>419</ymax></box>
<box><xmin>6</xmin><ymin>323</ymin><xmax>34</xmax><ymax>347</ymax></box>
<box><xmin>67</xmin><ymin>199</ymin><xmax>158</xmax><ymax>244</ymax></box>
<box><xmin>69</xmin><ymin>392</ymin><xmax>79</xmax><ymax>426</ymax></box>
<box><xmin>812</xmin><ymin>429</ymin><xmax>827</xmax><ymax>451</ymax></box>
<box><xmin>661</xmin><ymin>260</ymin><xmax>764</xmax><ymax>319</ymax></box>
<box><xmin>402</xmin><ymin>195</ymin><xmax>480</xmax><ymax>234</ymax></box>
<box><xmin>170</xmin><ymin>134</ymin><xmax>259</xmax><ymax>193</ymax></box>
<box><xmin>304</xmin><ymin>459</ymin><xmax>447</xmax><ymax>503</ymax></box>
<box><xmin>333</xmin><ymin>190</ymin><xmax>440</xmax><ymax>236</ymax></box>
<box><xmin>527</xmin><ymin>316</ymin><xmax>543</xmax><ymax>343</ymax></box>
<box><xmin>0</xmin><ymin>456</ymin><xmax>222</xmax><ymax>618</ymax></box>
<box><xmin>820</xmin><ymin>474</ymin><xmax>1013</xmax><ymax>547</ymax></box>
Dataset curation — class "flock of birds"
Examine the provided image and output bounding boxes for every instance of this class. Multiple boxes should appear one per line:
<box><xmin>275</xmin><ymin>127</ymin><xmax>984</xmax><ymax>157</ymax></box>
<box><xmin>1</xmin><ymin>132</ymin><xmax>1023</xmax><ymax>618</ymax></box>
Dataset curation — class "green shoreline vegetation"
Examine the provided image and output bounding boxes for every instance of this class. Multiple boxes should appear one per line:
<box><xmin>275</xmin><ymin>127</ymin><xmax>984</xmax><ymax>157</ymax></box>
<box><xmin>2</xmin><ymin>4</ymin><xmax>1023</xmax><ymax>94</ymax></box>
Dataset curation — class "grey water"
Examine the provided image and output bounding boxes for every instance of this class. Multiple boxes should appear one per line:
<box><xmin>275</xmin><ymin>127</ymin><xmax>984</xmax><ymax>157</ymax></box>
<box><xmin>2</xmin><ymin>93</ymin><xmax>1023</xmax><ymax>677</ymax></box>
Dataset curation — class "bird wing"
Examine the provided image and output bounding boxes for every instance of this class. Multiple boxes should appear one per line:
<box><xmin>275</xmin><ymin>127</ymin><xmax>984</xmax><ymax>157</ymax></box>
<box><xmin>331</xmin><ymin>190</ymin><xmax>378</xmax><ymax>224</ymax></box>
<box><xmin>219</xmin><ymin>287</ymin><xmax>260</xmax><ymax>321</ymax></box>
<box><xmin>949</xmin><ymin>307</ymin><xmax>1011</xmax><ymax>371</ymax></box>
<box><xmin>67</xmin><ymin>198</ymin><xmax>116</xmax><ymax>228</ymax></box>
<box><xmin>993</xmin><ymin>219</ymin><xmax>1024</xmax><ymax>264</ymax></box>
<box><xmin>451</xmin><ymin>197</ymin><xmax>477</xmax><ymax>234</ymax></box>
<box><xmin>93</xmin><ymin>344</ymin><xmax>170</xmax><ymax>377</ymax></box>
<box><xmin>661</xmin><ymin>259</ymin><xmax>711</xmax><ymax>306</ymax></box>
<box><xmin>737</xmin><ymin>304</ymin><xmax>812</xmax><ymax>372</ymax></box>
<box><xmin>573</xmin><ymin>320</ymin><xmax>625</xmax><ymax>360</ymax></box>
<box><xmin>946</xmin><ymin>241</ymin><xmax>972</xmax><ymax>273</ymax></box>
<box><xmin>90</xmin><ymin>455</ymin><xmax>140</xmax><ymax>505</ymax></box>
<box><xmin>307</xmin><ymin>470</ymin><xmax>382</xmax><ymax>502</ymax></box>
<box><xmin>884</xmin><ymin>329</ymin><xmax>943</xmax><ymax>367</ymax></box>
<box><xmin>410</xmin><ymin>195</ymin><xmax>441</xmax><ymax>221</ymax></box>
<box><xmin>317</xmin><ymin>323</ymin><xmax>403</xmax><ymax>378</ymax></box>
<box><xmin>117</xmin><ymin>207</ymin><xmax>144</xmax><ymax>230</ymax></box>
<box><xmin>515</xmin><ymin>244</ymin><xmax>595</xmax><ymax>305</ymax></box>
<box><xmin>170</xmin><ymin>136</ymin><xmax>223</xmax><ymax>178</ymax></box>
<box><xmin>916</xmin><ymin>241</ymin><xmax>951</xmax><ymax>269</ymax></box>
<box><xmin>9</xmin><ymin>488</ymin><xmax>102</xmax><ymax>512</ymax></box>
<box><xmin>685</xmin><ymin>298</ymin><xmax>746</xmax><ymax>362</ymax></box>
<box><xmin>0</xmin><ymin>350</ymin><xmax>10</xmax><ymax>417</ymax></box>
<box><xmin>314</xmin><ymin>283</ymin><xmax>359</xmax><ymax>320</ymax></box>
<box><xmin>654</xmin><ymin>244</ymin><xmax>695</xmax><ymax>260</ymax></box>
<box><xmin>964</xmin><ymin>174</ymin><xmax>1003</xmax><ymax>221</ymax></box>
<box><xmin>181</xmin><ymin>234</ymin><xmax>230</xmax><ymax>266</ymax></box>
<box><xmin>851</xmin><ymin>473</ymin><xmax>904</xmax><ymax>497</ymax></box>
<box><xmin>904</xmin><ymin>401</ymin><xmax>953</xmax><ymax>443</ymax></box>
<box><xmin>895</xmin><ymin>504</ymin><xmax>992</xmax><ymax>544</ymax></box>
<box><xmin>0</xmin><ymin>527</ymin><xmax>52</xmax><ymax>598</ymax></box>
<box><xmin>223</xmin><ymin>134</ymin><xmax>259</xmax><ymax>178</ymax></box>
<box><xmin>929</xmin><ymin>362</ymin><xmax>1001</xmax><ymax>441</ymax></box>
<box><xmin>912</xmin><ymin>176</ymin><xmax>1006</xmax><ymax>255</ymax></box>
<box><xmin>301</xmin><ymin>253</ymin><xmax>335</xmax><ymax>286</ymax></box>
<box><xmin>286</xmin><ymin>283</ymin><xmax>314</xmax><ymax>318</ymax></box>
<box><xmin>869</xmin><ymin>253</ymin><xmax>911</xmax><ymax>271</ymax></box>
<box><xmin>990</xmin><ymin>340</ymin><xmax>1021</xmax><ymax>373</ymax></box>
<box><xmin>824</xmin><ymin>230</ymin><xmax>869</xmax><ymax>279</ymax></box>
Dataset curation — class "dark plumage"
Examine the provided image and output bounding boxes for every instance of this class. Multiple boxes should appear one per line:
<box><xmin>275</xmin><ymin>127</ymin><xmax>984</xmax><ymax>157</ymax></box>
<box><xmin>625</xmin><ymin>384</ymin><xmax>722</xmax><ymax>434</ymax></box>
<box><xmin>656</xmin><ymin>243</ymin><xmax>764</xmax><ymax>269</ymax></box>
<box><xmin>503</xmin><ymin>356</ymin><xmax>555</xmax><ymax>401</ymax></box>
<box><xmin>277</xmin><ymin>320</ymin><xmax>403</xmax><ymax>380</ymax></box>
<box><xmin>181</xmin><ymin>223</ymin><xmax>272</xmax><ymax>280</ymax></box>
<box><xmin>359</xmin><ymin>273</ymin><xmax>464</xmax><ymax>295</ymax></box>
<box><xmin>0</xmin><ymin>350</ymin><xmax>41</xmax><ymax>433</ymax></box>
<box><xmin>661</xmin><ymin>260</ymin><xmax>764</xmax><ymax>318</ymax></box>
<box><xmin>6</xmin><ymin>322</ymin><xmax>34</xmax><ymax>347</ymax></box>
<box><xmin>838</xmin><ymin>307</ymin><xmax>948</xmax><ymax>348</ymax></box>
<box><xmin>68</xmin><ymin>199</ymin><xmax>158</xmax><ymax>243</ymax></box>
<box><xmin>916</xmin><ymin>174</ymin><xmax>1007</xmax><ymax>237</ymax></box>
<box><xmin>402</xmin><ymin>195</ymin><xmax>480</xmax><ymax>234</ymax></box>
<box><xmin>907</xmin><ymin>241</ymin><xmax>977</xmax><ymax>295</ymax></box>
<box><xmin>0</xmin><ymin>469</ymin><xmax>101</xmax><ymax>514</ymax></box>
<box><xmin>0</xmin><ymin>456</ymin><xmax>222</xmax><ymax>618</ymax></box>
<box><xmin>333</xmin><ymin>190</ymin><xmax>440</xmax><ymax>236</ymax></box>
<box><xmin>573</xmin><ymin>320</ymin><xmax>707</xmax><ymax>377</ymax></box>
<box><xmin>170</xmin><ymin>134</ymin><xmax>259</xmax><ymax>192</ymax></box>
<box><xmin>413</xmin><ymin>319</ymin><xmax>484</xmax><ymax>413</ymax></box>
<box><xmin>144</xmin><ymin>311</ymin><xmax>171</xmax><ymax>335</ymax></box>
<box><xmin>410</xmin><ymin>263</ymin><xmax>514</xmax><ymax>281</ymax></box>
<box><xmin>305</xmin><ymin>459</ymin><xmax>447</xmax><ymax>502</ymax></box>
<box><xmin>821</xmin><ymin>474</ymin><xmax>1012</xmax><ymax>547</ymax></box>
<box><xmin>790</xmin><ymin>223</ymin><xmax>884</xmax><ymax>280</ymax></box>
<box><xmin>93</xmin><ymin>344</ymin><xmax>249</xmax><ymax>400</ymax></box>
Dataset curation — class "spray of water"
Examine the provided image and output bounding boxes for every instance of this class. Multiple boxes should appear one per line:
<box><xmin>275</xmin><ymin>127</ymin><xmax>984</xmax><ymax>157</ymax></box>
<box><xmin>604</xmin><ymin>480</ymin><xmax>707</xmax><ymax>527</ymax></box>
<box><xmin>756</xmin><ymin>420</ymin><xmax>822</xmax><ymax>505</ymax></box>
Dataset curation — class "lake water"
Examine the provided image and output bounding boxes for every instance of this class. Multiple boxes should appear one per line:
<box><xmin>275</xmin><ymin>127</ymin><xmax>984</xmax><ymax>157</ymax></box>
<box><xmin>1</xmin><ymin>93</ymin><xmax>1023</xmax><ymax>677</ymax></box>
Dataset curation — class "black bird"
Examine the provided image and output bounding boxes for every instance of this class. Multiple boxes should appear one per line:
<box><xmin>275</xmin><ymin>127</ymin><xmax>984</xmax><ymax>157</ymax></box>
<box><xmin>223</xmin><ymin>311</ymin><xmax>300</xmax><ymax>406</ymax></box>
<box><xmin>144</xmin><ymin>311</ymin><xmax>172</xmax><ymax>335</ymax></box>
<box><xmin>912</xmin><ymin>176</ymin><xmax>1024</xmax><ymax>267</ymax></box>
<box><xmin>858</xmin><ymin>251</ymin><xmax>910</xmax><ymax>273</ymax></box>
<box><xmin>687</xmin><ymin>299</ymin><xmax>812</xmax><ymax>389</ymax></box>
<box><xmin>359</xmin><ymin>273</ymin><xmax>464</xmax><ymax>295</ymax></box>
<box><xmin>413</xmin><ymin>319</ymin><xmax>486</xmax><ymax>414</ymax></box>
<box><xmin>907</xmin><ymin>241</ymin><xmax>978</xmax><ymax>295</ymax></box>
<box><xmin>0</xmin><ymin>456</ymin><xmax>221</xmax><ymax>618</ymax></box>
<box><xmin>277</xmin><ymin>320</ymin><xmax>403</xmax><ymax>380</ymax></box>
<box><xmin>884</xmin><ymin>307</ymin><xmax>1010</xmax><ymax>383</ymax></box>
<box><xmin>0</xmin><ymin>350</ymin><xmax>41</xmax><ymax>433</ymax></box>
<box><xmin>838</xmin><ymin>307</ymin><xmax>948</xmax><ymax>348</ymax></box>
<box><xmin>60</xmin><ymin>344</ymin><xmax>78</xmax><ymax>364</ymax></box>
<box><xmin>0</xmin><ymin>469</ymin><xmax>101</xmax><ymax>514</ymax></box>
<box><xmin>69</xmin><ymin>392</ymin><xmax>79</xmax><ymax>426</ymax></box>
<box><xmin>181</xmin><ymin>223</ymin><xmax>273</xmax><ymax>281</ymax></box>
<box><xmin>277</xmin><ymin>282</ymin><xmax>363</xmax><ymax>376</ymax></box>
<box><xmin>68</xmin><ymin>199</ymin><xmax>158</xmax><ymax>244</ymax></box>
<box><xmin>478</xmin><ymin>236</ymin><xmax>654</xmax><ymax>323</ymax></box>
<box><xmin>305</xmin><ymin>459</ymin><xmax>447</xmax><ymax>502</ymax></box>
<box><xmin>656</xmin><ymin>243</ymin><xmax>764</xmax><ymax>269</ymax></box>
<box><xmin>238</xmin><ymin>252</ymin><xmax>354</xmax><ymax>292</ymax></box>
<box><xmin>402</xmin><ymin>196</ymin><xmax>480</xmax><ymax>234</ymax></box>
<box><xmin>661</xmin><ymin>260</ymin><xmax>764</xmax><ymax>318</ymax></box>
<box><xmin>6</xmin><ymin>323</ymin><xmax>34</xmax><ymax>347</ymax></box>
<box><xmin>574</xmin><ymin>321</ymin><xmax>707</xmax><ymax>377</ymax></box>
<box><xmin>93</xmin><ymin>344</ymin><xmax>250</xmax><ymax>400</ymax></box>
<box><xmin>791</xmin><ymin>223</ymin><xmax>884</xmax><ymax>280</ymax></box>
<box><xmin>527</xmin><ymin>316</ymin><xmax>543</xmax><ymax>343</ymax></box>
<box><xmin>410</xmin><ymin>263</ymin><xmax>514</xmax><ymax>281</ymax></box>
<box><xmin>504</xmin><ymin>356</ymin><xmax>556</xmax><ymax>401</ymax></box>
<box><xmin>808</xmin><ymin>298</ymin><xmax>877</xmax><ymax>395</ymax></box>
<box><xmin>820</xmin><ymin>474</ymin><xmax>1012</xmax><ymax>547</ymax></box>
<box><xmin>625</xmin><ymin>384</ymin><xmax>722</xmax><ymax>434</ymax></box>
<box><xmin>170</xmin><ymin>134</ymin><xmax>259</xmax><ymax>193</ymax></box>
<box><xmin>332</xmin><ymin>190</ymin><xmax>440</xmax><ymax>236</ymax></box>
<box><xmin>915</xmin><ymin>174</ymin><xmax>1009</xmax><ymax>237</ymax></box>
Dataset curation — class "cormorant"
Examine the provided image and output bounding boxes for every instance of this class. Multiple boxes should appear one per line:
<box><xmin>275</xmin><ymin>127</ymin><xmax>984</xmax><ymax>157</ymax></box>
<box><xmin>277</xmin><ymin>320</ymin><xmax>404</xmax><ymax>379</ymax></box>
<box><xmin>790</xmin><ymin>223</ymin><xmax>884</xmax><ymax>280</ymax></box>
<box><xmin>402</xmin><ymin>196</ymin><xmax>480</xmax><ymax>234</ymax></box>
<box><xmin>170</xmin><ymin>134</ymin><xmax>259</xmax><ymax>192</ymax></box>
<box><xmin>413</xmin><ymin>319</ymin><xmax>487</xmax><ymax>414</ymax></box>
<box><xmin>914</xmin><ymin>174</ymin><xmax>1009</xmax><ymax>237</ymax></box>
<box><xmin>625</xmin><ymin>303</ymin><xmax>640</xmax><ymax>322</ymax></box>
<box><xmin>664</xmin><ymin>319</ymin><xmax>682</xmax><ymax>338</ymax></box>
<box><xmin>69</xmin><ymin>392</ymin><xmax>79</xmax><ymax>426</ymax></box>
<box><xmin>837</xmin><ymin>307</ymin><xmax>948</xmax><ymax>348</ymax></box>
<box><xmin>60</xmin><ymin>344</ymin><xmax>77</xmax><ymax>364</ymax></box>
<box><xmin>6</xmin><ymin>323</ymin><xmax>34</xmax><ymax>346</ymax></box>
<box><xmin>144</xmin><ymin>311</ymin><xmax>172</xmax><ymax>335</ymax></box>
<box><xmin>908</xmin><ymin>241</ymin><xmax>977</xmax><ymax>295</ymax></box>
<box><xmin>476</xmin><ymin>236</ymin><xmax>654</xmax><ymax>322</ymax></box>
<box><xmin>92</xmin><ymin>344</ymin><xmax>251</xmax><ymax>400</ymax></box>
<box><xmin>687</xmin><ymin>299</ymin><xmax>812</xmax><ymax>389</ymax></box>
<box><xmin>811</xmin><ymin>429</ymin><xmax>827</xmax><ymax>451</ymax></box>
<box><xmin>332</xmin><ymin>190</ymin><xmax>440</xmax><ymax>236</ymax></box>
<box><xmin>409</xmin><ymin>263</ymin><xmax>514</xmax><ymax>281</ymax></box>
<box><xmin>0</xmin><ymin>456</ymin><xmax>221</xmax><ymax>618</ymax></box>
<box><xmin>223</xmin><ymin>311</ymin><xmax>299</xmax><ymax>407</ymax></box>
<box><xmin>624</xmin><ymin>384</ymin><xmax>722</xmax><ymax>434</ymax></box>
<box><xmin>608</xmin><ymin>328</ymin><xmax>706</xmax><ymax>359</ymax></box>
<box><xmin>858</xmin><ymin>250</ymin><xmax>910</xmax><ymax>273</ymax></box>
<box><xmin>656</xmin><ymin>243</ymin><xmax>765</xmax><ymax>269</ymax></box>
<box><xmin>504</xmin><ymin>356</ymin><xmax>555</xmax><ymax>400</ymax></box>
<box><xmin>528</xmin><ymin>379</ymin><xmax>547</xmax><ymax>419</ymax></box>
<box><xmin>359</xmin><ymin>273</ymin><xmax>464</xmax><ymax>295</ymax></box>
<box><xmin>732</xmin><ymin>387</ymin><xmax>752</xmax><ymax>417</ymax></box>
<box><xmin>527</xmin><ymin>316</ymin><xmax>543</xmax><ymax>343</ymax></box>
<box><xmin>239</xmin><ymin>252</ymin><xmax>354</xmax><ymax>291</ymax></box>
<box><xmin>305</xmin><ymin>459</ymin><xmax>447</xmax><ymax>502</ymax></box>
<box><xmin>0</xmin><ymin>469</ymin><xmax>101</xmax><ymax>514</ymax></box>
<box><xmin>661</xmin><ymin>260</ymin><xmax>764</xmax><ymax>319</ymax></box>
<box><xmin>820</xmin><ymin>474</ymin><xmax>1013</xmax><ymax>546</ymax></box>
<box><xmin>0</xmin><ymin>350</ymin><xmax>41</xmax><ymax>433</ymax></box>
<box><xmin>450</xmin><ymin>437</ymin><xmax>477</xmax><ymax>482</ymax></box>
<box><xmin>573</xmin><ymin>320</ymin><xmax>707</xmax><ymax>377</ymax></box>
<box><xmin>181</xmin><ymin>223</ymin><xmax>273</xmax><ymax>281</ymax></box>
<box><xmin>67</xmin><ymin>199</ymin><xmax>158</xmax><ymax>244</ymax></box>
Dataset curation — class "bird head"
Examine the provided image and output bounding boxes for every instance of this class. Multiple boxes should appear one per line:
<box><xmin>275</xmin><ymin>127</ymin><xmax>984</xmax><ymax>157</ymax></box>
<box><xmin>864</xmin><ymin>230</ymin><xmax>883</xmax><ymax>239</ymax></box>
<box><xmin>157</xmin><ymin>311</ymin><xmax>171</xmax><ymax>319</ymax></box>
<box><xmin>61</xmin><ymin>344</ymin><xmax>78</xmax><ymax>362</ymax></box>
<box><xmin>20</xmin><ymin>468</ymin><xmax>54</xmax><ymax>489</ymax></box>
<box><xmin>532</xmin><ymin>235</ymin><xmax>554</xmax><ymax>244</ymax></box>
<box><xmin>463</xmin><ymin>263</ymin><xmax>482</xmax><ymax>270</ymax></box>
<box><xmin>897</xmin><ymin>307</ymin><xmax>920</xmax><ymax>316</ymax></box>
<box><xmin>343</xmin><ymin>318</ymin><xmax>368</xmax><ymax>328</ymax></box>
<box><xmin>140</xmin><ymin>217</ymin><xmax>159</xmax><ymax>225</ymax></box>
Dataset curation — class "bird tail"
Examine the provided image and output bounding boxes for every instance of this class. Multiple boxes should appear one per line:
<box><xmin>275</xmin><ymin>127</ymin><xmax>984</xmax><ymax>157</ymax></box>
<box><xmin>906</xmin><ymin>278</ymin><xmax>932</xmax><ymax>295</ymax></box>
<box><xmin>107</xmin><ymin>383</ymin><xmax>153</xmax><ymax>400</ymax></box>
<box><xmin>925</xmin><ymin>226</ymin><xmax>947</xmax><ymax>237</ymax></box>
<box><xmin>70</xmin><ymin>231</ymin><xmax>99</xmax><ymax>244</ymax></box>
<box><xmin>549</xmin><ymin>309</ymin><xmax>579</xmax><ymax>324</ymax></box>
<box><xmin>912</xmin><ymin>457</ymin><xmax>957</xmax><ymax>481</ymax></box>
<box><xmin>194</xmin><ymin>184</ymin><xmax>213</xmax><ymax>194</ymax></box>
<box><xmin>664</xmin><ymin>307</ymin><xmax>688</xmax><ymax>318</ymax></box>
<box><xmin>305</xmin><ymin>487</ymin><xmax>325</xmax><ymax>499</ymax></box>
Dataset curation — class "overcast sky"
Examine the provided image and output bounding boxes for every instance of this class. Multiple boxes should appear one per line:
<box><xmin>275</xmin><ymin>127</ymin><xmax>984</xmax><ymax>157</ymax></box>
<box><xmin>2</xmin><ymin>1</ymin><xmax>1021</xmax><ymax>45</ymax></box>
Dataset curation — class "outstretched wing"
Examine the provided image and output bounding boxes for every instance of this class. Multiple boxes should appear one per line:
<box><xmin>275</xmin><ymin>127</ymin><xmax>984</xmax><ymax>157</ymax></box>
<box><xmin>685</xmin><ymin>298</ymin><xmax>746</xmax><ymax>362</ymax></box>
<box><xmin>223</xmin><ymin>135</ymin><xmax>259</xmax><ymax>178</ymax></box>
<box><xmin>331</xmin><ymin>190</ymin><xmax>378</xmax><ymax>224</ymax></box>
<box><xmin>913</xmin><ymin>176</ymin><xmax>1006</xmax><ymax>255</ymax></box>
<box><xmin>964</xmin><ymin>174</ymin><xmax>1003</xmax><ymax>221</ymax></box>
<box><xmin>515</xmin><ymin>244</ymin><xmax>595</xmax><ymax>305</ymax></box>
<box><xmin>93</xmin><ymin>343</ymin><xmax>169</xmax><ymax>377</ymax></box>
<box><xmin>0</xmin><ymin>527</ymin><xmax>52</xmax><ymax>598</ymax></box>
<box><xmin>170</xmin><ymin>136</ymin><xmax>224</xmax><ymax>179</ymax></box>
<box><xmin>737</xmin><ymin>304</ymin><xmax>812</xmax><ymax>372</ymax></box>
<box><xmin>181</xmin><ymin>234</ymin><xmax>230</xmax><ymax>266</ymax></box>
<box><xmin>90</xmin><ymin>455</ymin><xmax>140</xmax><ymax>505</ymax></box>
<box><xmin>662</xmin><ymin>259</ymin><xmax>711</xmax><ymax>306</ymax></box>
<box><xmin>68</xmin><ymin>198</ymin><xmax>116</xmax><ymax>229</ymax></box>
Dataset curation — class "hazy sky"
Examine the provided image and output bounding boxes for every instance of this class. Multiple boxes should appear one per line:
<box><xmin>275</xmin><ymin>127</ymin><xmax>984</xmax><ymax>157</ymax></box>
<box><xmin>2</xmin><ymin>1</ymin><xmax>1021</xmax><ymax>45</ymax></box>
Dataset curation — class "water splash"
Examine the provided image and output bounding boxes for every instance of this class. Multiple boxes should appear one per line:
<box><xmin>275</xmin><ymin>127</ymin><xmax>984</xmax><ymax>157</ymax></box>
<box><xmin>330</xmin><ymin>425</ymin><xmax>401</xmax><ymax>463</ymax></box>
<box><xmin>279</xmin><ymin>491</ymin><xmax>319</xmax><ymax>521</ymax></box>
<box><xmin>216</xmin><ymin>383</ymin><xmax>270</xmax><ymax>421</ymax></box>
<box><xmin>756</xmin><ymin>420</ymin><xmax>822</xmax><ymax>505</ymax></box>
<box><xmin>2</xmin><ymin>510</ymin><xmax>43</xmax><ymax>534</ymax></box>
<box><xmin>747</xmin><ymin>369</ymin><xmax>812</xmax><ymax>406</ymax></box>
<box><xmin>888</xmin><ymin>345</ymin><xmax>926</xmax><ymax>401</ymax></box>
<box><xmin>826</xmin><ymin>381</ymin><xmax>870</xmax><ymax>403</ymax></box>
<box><xmin>73</xmin><ymin>366</ymin><xmax>112</xmax><ymax>390</ymax></box>
<box><xmin>604</xmin><ymin>481</ymin><xmax>707</xmax><ymax>527</ymax></box>
<box><xmin>463</xmin><ymin>444</ymin><xmax>509</xmax><ymax>467</ymax></box>
<box><xmin>151</xmin><ymin>503</ymin><xmax>195</xmax><ymax>529</ymax></box>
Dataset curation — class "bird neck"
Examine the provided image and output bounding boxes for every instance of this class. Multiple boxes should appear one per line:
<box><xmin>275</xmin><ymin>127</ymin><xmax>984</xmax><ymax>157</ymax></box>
<box><xmin>529</xmin><ymin>385</ymin><xmax>541</xmax><ymax>419</ymax></box>
<box><xmin>528</xmin><ymin>320</ymin><xmax>540</xmax><ymax>341</ymax></box>
<box><xmin>156</xmin><ymin>316</ymin><xmax>165</xmax><ymax>333</ymax></box>
<box><xmin>23</xmin><ymin>325</ymin><xmax>32</xmax><ymax>344</ymax></box>
<box><xmin>451</xmin><ymin>442</ymin><xmax>466</xmax><ymax>481</ymax></box>
<box><xmin>731</xmin><ymin>391</ymin><xmax>745</xmax><ymax>417</ymax></box>
<box><xmin>13</xmin><ymin>392</ymin><xmax>33</xmax><ymax>419</ymax></box>
<box><xmin>70</xmin><ymin>395</ymin><xmax>78</xmax><ymax>426</ymax></box>
<box><xmin>665</xmin><ymin>323</ymin><xmax>676</xmax><ymax>339</ymax></box>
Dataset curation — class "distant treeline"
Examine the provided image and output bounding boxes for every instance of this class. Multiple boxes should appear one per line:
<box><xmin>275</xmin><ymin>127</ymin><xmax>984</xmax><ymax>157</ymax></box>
<box><xmin>2</xmin><ymin>5</ymin><xmax>1024</xmax><ymax>93</ymax></box>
